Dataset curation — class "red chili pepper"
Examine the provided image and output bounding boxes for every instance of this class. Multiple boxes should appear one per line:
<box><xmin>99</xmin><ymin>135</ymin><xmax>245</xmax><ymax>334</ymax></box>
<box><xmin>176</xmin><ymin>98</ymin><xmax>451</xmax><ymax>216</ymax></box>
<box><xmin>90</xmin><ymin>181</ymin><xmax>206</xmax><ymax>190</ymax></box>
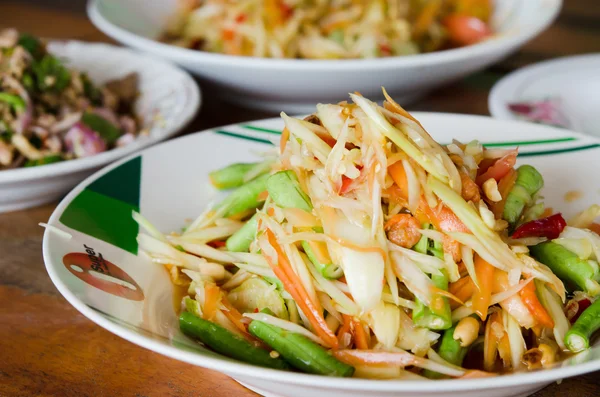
<box><xmin>511</xmin><ymin>213</ymin><xmax>567</xmax><ymax>240</ymax></box>
<box><xmin>235</xmin><ymin>13</ymin><xmax>247</xmax><ymax>23</ymax></box>
<box><xmin>280</xmin><ymin>2</ymin><xmax>293</xmax><ymax>19</ymax></box>
<box><xmin>207</xmin><ymin>240</ymin><xmax>227</xmax><ymax>248</ymax></box>
<box><xmin>338</xmin><ymin>165</ymin><xmax>364</xmax><ymax>195</ymax></box>
<box><xmin>572</xmin><ymin>298</ymin><xmax>592</xmax><ymax>323</ymax></box>
<box><xmin>379</xmin><ymin>43</ymin><xmax>392</xmax><ymax>56</ymax></box>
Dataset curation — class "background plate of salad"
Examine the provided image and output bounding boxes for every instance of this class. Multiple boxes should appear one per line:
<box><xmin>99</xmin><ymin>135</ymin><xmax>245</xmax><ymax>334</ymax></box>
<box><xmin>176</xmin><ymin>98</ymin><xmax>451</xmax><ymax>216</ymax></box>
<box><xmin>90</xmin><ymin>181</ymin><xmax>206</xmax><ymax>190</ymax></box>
<box><xmin>0</xmin><ymin>32</ymin><xmax>201</xmax><ymax>213</ymax></box>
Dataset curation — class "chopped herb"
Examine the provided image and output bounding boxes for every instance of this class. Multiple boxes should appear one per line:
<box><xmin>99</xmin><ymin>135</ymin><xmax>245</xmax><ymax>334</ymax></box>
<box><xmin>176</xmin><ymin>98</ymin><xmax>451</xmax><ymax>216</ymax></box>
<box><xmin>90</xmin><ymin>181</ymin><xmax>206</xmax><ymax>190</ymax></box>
<box><xmin>0</xmin><ymin>130</ymin><xmax>13</xmax><ymax>143</ymax></box>
<box><xmin>175</xmin><ymin>245</ymin><xmax>185</xmax><ymax>252</ymax></box>
<box><xmin>32</xmin><ymin>55</ymin><xmax>71</xmax><ymax>92</ymax></box>
<box><xmin>0</xmin><ymin>92</ymin><xmax>25</xmax><ymax>111</ymax></box>
<box><xmin>81</xmin><ymin>112</ymin><xmax>122</xmax><ymax>145</ymax></box>
<box><xmin>24</xmin><ymin>154</ymin><xmax>63</xmax><ymax>167</ymax></box>
<box><xmin>18</xmin><ymin>33</ymin><xmax>44</xmax><ymax>60</ymax></box>
<box><xmin>22</xmin><ymin>73</ymin><xmax>35</xmax><ymax>91</ymax></box>
<box><xmin>29</xmin><ymin>135</ymin><xmax>43</xmax><ymax>149</ymax></box>
<box><xmin>82</xmin><ymin>73</ymin><xmax>103</xmax><ymax>106</ymax></box>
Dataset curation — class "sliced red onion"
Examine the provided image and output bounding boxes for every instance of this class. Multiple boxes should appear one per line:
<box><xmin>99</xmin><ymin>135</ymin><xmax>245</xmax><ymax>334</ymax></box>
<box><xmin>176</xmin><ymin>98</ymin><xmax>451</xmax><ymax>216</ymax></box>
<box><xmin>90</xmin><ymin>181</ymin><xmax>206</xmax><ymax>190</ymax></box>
<box><xmin>119</xmin><ymin>115</ymin><xmax>137</xmax><ymax>135</ymax></box>
<box><xmin>507</xmin><ymin>98</ymin><xmax>569</xmax><ymax>128</ymax></box>
<box><xmin>50</xmin><ymin>112</ymin><xmax>82</xmax><ymax>133</ymax></box>
<box><xmin>116</xmin><ymin>132</ymin><xmax>136</xmax><ymax>147</ymax></box>
<box><xmin>92</xmin><ymin>107</ymin><xmax>119</xmax><ymax>126</ymax></box>
<box><xmin>64</xmin><ymin>122</ymin><xmax>107</xmax><ymax>158</ymax></box>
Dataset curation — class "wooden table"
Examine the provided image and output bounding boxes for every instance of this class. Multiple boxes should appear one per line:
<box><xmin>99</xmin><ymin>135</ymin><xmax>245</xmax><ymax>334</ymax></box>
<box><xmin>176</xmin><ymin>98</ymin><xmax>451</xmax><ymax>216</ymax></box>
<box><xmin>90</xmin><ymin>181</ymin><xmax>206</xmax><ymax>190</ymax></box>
<box><xmin>2</xmin><ymin>1</ymin><xmax>600</xmax><ymax>396</ymax></box>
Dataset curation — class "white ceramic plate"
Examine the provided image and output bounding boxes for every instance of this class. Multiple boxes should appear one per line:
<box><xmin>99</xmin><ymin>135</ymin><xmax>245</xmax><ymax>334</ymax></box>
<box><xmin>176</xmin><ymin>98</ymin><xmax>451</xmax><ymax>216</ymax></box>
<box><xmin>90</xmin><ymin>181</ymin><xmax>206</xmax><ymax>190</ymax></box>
<box><xmin>88</xmin><ymin>0</ymin><xmax>561</xmax><ymax>113</ymax></box>
<box><xmin>0</xmin><ymin>40</ymin><xmax>200</xmax><ymax>213</ymax></box>
<box><xmin>43</xmin><ymin>113</ymin><xmax>600</xmax><ymax>397</ymax></box>
<box><xmin>489</xmin><ymin>54</ymin><xmax>600</xmax><ymax>137</ymax></box>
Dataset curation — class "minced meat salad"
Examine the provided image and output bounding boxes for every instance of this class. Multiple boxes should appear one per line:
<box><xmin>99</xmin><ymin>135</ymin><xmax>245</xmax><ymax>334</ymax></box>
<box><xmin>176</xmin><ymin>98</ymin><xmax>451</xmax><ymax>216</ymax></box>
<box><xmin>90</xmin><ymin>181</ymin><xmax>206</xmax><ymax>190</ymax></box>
<box><xmin>0</xmin><ymin>29</ymin><xmax>144</xmax><ymax>170</ymax></box>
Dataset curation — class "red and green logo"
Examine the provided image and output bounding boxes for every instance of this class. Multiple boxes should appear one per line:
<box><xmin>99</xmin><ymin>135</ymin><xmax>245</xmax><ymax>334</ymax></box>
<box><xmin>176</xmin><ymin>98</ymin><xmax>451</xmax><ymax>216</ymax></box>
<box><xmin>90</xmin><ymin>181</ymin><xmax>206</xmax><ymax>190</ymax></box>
<box><xmin>63</xmin><ymin>247</ymin><xmax>144</xmax><ymax>301</ymax></box>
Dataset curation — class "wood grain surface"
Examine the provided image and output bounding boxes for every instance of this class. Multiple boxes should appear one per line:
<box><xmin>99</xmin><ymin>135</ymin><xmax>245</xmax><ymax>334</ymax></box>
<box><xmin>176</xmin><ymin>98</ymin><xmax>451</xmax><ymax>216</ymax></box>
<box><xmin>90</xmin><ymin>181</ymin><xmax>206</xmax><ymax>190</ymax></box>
<box><xmin>1</xmin><ymin>1</ymin><xmax>600</xmax><ymax>396</ymax></box>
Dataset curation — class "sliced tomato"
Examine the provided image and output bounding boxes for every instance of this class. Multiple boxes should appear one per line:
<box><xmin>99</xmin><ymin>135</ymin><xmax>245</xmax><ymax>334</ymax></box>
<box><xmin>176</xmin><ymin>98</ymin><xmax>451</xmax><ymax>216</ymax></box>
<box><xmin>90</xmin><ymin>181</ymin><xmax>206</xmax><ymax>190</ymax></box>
<box><xmin>430</xmin><ymin>203</ymin><xmax>471</xmax><ymax>233</ymax></box>
<box><xmin>443</xmin><ymin>14</ymin><xmax>491</xmax><ymax>46</ymax></box>
<box><xmin>379</xmin><ymin>43</ymin><xmax>392</xmax><ymax>56</ymax></box>
<box><xmin>222</xmin><ymin>28</ymin><xmax>235</xmax><ymax>41</ymax></box>
<box><xmin>339</xmin><ymin>175</ymin><xmax>353</xmax><ymax>195</ymax></box>
<box><xmin>476</xmin><ymin>150</ymin><xmax>517</xmax><ymax>185</ymax></box>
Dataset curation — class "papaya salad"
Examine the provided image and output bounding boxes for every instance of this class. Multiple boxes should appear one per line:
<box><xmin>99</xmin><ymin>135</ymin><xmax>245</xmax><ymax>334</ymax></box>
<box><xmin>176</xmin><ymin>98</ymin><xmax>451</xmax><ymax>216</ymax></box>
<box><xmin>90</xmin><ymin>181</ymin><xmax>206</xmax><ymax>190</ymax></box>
<box><xmin>163</xmin><ymin>0</ymin><xmax>493</xmax><ymax>59</ymax></box>
<box><xmin>135</xmin><ymin>90</ymin><xmax>600</xmax><ymax>379</ymax></box>
<box><xmin>0</xmin><ymin>29</ymin><xmax>144</xmax><ymax>170</ymax></box>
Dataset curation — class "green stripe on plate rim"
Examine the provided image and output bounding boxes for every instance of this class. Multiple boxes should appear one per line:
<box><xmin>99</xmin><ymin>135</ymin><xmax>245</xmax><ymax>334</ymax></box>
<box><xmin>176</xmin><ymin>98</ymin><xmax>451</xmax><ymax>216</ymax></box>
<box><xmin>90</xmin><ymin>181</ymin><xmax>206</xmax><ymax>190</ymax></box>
<box><xmin>224</xmin><ymin>127</ymin><xmax>598</xmax><ymax>157</ymax></box>
<box><xmin>215</xmin><ymin>130</ymin><xmax>274</xmax><ymax>145</ymax></box>
<box><xmin>238</xmin><ymin>125</ymin><xmax>579</xmax><ymax>147</ymax></box>
<box><xmin>517</xmin><ymin>143</ymin><xmax>600</xmax><ymax>158</ymax></box>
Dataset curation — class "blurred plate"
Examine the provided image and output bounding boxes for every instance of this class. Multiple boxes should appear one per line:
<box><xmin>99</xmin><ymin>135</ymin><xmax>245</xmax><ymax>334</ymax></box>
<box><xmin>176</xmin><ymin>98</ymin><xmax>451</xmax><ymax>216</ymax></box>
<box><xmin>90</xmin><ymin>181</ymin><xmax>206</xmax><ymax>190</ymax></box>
<box><xmin>88</xmin><ymin>0</ymin><xmax>561</xmax><ymax>113</ymax></box>
<box><xmin>0</xmin><ymin>40</ymin><xmax>200</xmax><ymax>213</ymax></box>
<box><xmin>489</xmin><ymin>54</ymin><xmax>600</xmax><ymax>137</ymax></box>
<box><xmin>43</xmin><ymin>112</ymin><xmax>600</xmax><ymax>397</ymax></box>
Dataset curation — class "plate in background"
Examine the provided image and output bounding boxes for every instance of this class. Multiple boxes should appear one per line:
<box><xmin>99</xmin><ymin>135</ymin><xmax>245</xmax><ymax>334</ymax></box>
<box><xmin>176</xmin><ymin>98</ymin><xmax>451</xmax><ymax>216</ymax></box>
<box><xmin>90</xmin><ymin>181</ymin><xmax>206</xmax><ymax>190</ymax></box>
<box><xmin>0</xmin><ymin>40</ymin><xmax>201</xmax><ymax>213</ymax></box>
<box><xmin>89</xmin><ymin>0</ymin><xmax>561</xmax><ymax>113</ymax></box>
<box><xmin>489</xmin><ymin>54</ymin><xmax>600</xmax><ymax>137</ymax></box>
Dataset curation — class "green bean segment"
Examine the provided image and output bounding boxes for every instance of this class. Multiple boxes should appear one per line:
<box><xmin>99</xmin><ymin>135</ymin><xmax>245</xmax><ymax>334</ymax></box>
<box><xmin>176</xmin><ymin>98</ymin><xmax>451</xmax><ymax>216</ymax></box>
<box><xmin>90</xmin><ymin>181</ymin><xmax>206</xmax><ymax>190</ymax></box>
<box><xmin>226</xmin><ymin>213</ymin><xmax>259</xmax><ymax>252</ymax></box>
<box><xmin>565</xmin><ymin>298</ymin><xmax>600</xmax><ymax>352</ymax></box>
<box><xmin>530</xmin><ymin>242</ymin><xmax>600</xmax><ymax>295</ymax></box>
<box><xmin>412</xmin><ymin>224</ymin><xmax>451</xmax><ymax>330</ymax></box>
<box><xmin>302</xmin><ymin>240</ymin><xmax>343</xmax><ymax>279</ymax></box>
<box><xmin>179</xmin><ymin>312</ymin><xmax>289</xmax><ymax>370</ymax></box>
<box><xmin>217</xmin><ymin>173</ymin><xmax>269</xmax><ymax>217</ymax></box>
<box><xmin>210</xmin><ymin>163</ymin><xmax>258</xmax><ymax>190</ymax></box>
<box><xmin>424</xmin><ymin>324</ymin><xmax>468</xmax><ymax>379</ymax></box>
<box><xmin>249</xmin><ymin>319</ymin><xmax>354</xmax><ymax>377</ymax></box>
<box><xmin>413</xmin><ymin>269</ymin><xmax>452</xmax><ymax>330</ymax></box>
<box><xmin>266</xmin><ymin>170</ymin><xmax>313</xmax><ymax>212</ymax></box>
<box><xmin>503</xmin><ymin>165</ymin><xmax>544</xmax><ymax>228</ymax></box>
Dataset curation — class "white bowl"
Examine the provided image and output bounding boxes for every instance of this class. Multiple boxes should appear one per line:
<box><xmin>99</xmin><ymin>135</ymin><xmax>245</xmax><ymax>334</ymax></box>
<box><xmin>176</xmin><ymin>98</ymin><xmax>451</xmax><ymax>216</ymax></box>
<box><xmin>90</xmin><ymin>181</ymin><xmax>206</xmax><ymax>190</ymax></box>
<box><xmin>88</xmin><ymin>0</ymin><xmax>561</xmax><ymax>113</ymax></box>
<box><xmin>0</xmin><ymin>40</ymin><xmax>201</xmax><ymax>213</ymax></box>
<box><xmin>489</xmin><ymin>54</ymin><xmax>600</xmax><ymax>138</ymax></box>
<box><xmin>43</xmin><ymin>113</ymin><xmax>600</xmax><ymax>397</ymax></box>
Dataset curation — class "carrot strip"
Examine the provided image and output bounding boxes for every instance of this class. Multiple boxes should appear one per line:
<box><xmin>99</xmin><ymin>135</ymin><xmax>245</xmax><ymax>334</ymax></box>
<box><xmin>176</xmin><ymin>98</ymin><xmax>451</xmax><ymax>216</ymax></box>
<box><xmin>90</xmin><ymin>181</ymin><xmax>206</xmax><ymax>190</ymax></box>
<box><xmin>388</xmin><ymin>162</ymin><xmax>409</xmax><ymax>198</ymax></box>
<box><xmin>221</xmin><ymin>295</ymin><xmax>248</xmax><ymax>333</ymax></box>
<box><xmin>337</xmin><ymin>314</ymin><xmax>353</xmax><ymax>346</ymax></box>
<box><xmin>483</xmin><ymin>311</ymin><xmax>500</xmax><ymax>371</ymax></box>
<box><xmin>590</xmin><ymin>222</ymin><xmax>600</xmax><ymax>235</ymax></box>
<box><xmin>264</xmin><ymin>229</ymin><xmax>339</xmax><ymax>348</ymax></box>
<box><xmin>519</xmin><ymin>282</ymin><xmax>555</xmax><ymax>329</ymax></box>
<box><xmin>541</xmin><ymin>207</ymin><xmax>554</xmax><ymax>218</ymax></box>
<box><xmin>472</xmin><ymin>255</ymin><xmax>495</xmax><ymax>320</ymax></box>
<box><xmin>280</xmin><ymin>127</ymin><xmax>290</xmax><ymax>153</ymax></box>
<box><xmin>449</xmin><ymin>276</ymin><xmax>475</xmax><ymax>309</ymax></box>
<box><xmin>203</xmin><ymin>284</ymin><xmax>221</xmax><ymax>321</ymax></box>
<box><xmin>490</xmin><ymin>168</ymin><xmax>517</xmax><ymax>219</ymax></box>
<box><xmin>412</xmin><ymin>0</ymin><xmax>443</xmax><ymax>39</ymax></box>
<box><xmin>258</xmin><ymin>190</ymin><xmax>269</xmax><ymax>202</ymax></box>
<box><xmin>352</xmin><ymin>318</ymin><xmax>369</xmax><ymax>350</ymax></box>
<box><xmin>389</xmin><ymin>161</ymin><xmax>469</xmax><ymax>233</ymax></box>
